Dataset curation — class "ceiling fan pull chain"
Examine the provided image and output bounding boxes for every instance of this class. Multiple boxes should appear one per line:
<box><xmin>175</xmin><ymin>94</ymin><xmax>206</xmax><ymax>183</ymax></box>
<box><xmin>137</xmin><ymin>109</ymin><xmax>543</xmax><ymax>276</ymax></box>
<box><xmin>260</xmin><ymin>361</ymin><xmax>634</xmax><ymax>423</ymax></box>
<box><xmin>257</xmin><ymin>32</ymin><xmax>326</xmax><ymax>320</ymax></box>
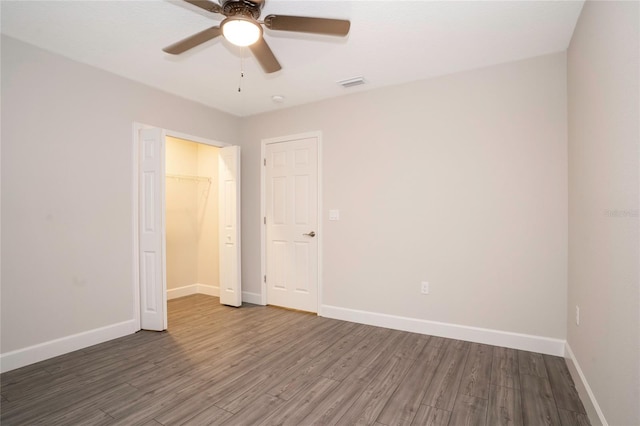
<box><xmin>238</xmin><ymin>48</ymin><xmax>246</xmax><ymax>93</ymax></box>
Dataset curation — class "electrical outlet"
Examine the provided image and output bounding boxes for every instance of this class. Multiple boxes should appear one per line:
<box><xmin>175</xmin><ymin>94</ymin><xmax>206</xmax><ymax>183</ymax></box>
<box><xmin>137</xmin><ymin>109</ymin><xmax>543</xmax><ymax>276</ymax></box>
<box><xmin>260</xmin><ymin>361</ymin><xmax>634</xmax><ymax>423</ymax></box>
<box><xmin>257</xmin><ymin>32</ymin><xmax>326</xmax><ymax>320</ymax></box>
<box><xmin>576</xmin><ymin>306</ymin><xmax>580</xmax><ymax>326</ymax></box>
<box><xmin>421</xmin><ymin>281</ymin><xmax>429</xmax><ymax>294</ymax></box>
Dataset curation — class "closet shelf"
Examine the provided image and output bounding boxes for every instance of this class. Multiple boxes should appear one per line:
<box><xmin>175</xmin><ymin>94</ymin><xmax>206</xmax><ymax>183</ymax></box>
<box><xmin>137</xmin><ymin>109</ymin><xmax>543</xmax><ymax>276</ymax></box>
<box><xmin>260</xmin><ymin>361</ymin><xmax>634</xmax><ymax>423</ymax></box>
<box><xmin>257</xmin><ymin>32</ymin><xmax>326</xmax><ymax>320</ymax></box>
<box><xmin>166</xmin><ymin>173</ymin><xmax>211</xmax><ymax>183</ymax></box>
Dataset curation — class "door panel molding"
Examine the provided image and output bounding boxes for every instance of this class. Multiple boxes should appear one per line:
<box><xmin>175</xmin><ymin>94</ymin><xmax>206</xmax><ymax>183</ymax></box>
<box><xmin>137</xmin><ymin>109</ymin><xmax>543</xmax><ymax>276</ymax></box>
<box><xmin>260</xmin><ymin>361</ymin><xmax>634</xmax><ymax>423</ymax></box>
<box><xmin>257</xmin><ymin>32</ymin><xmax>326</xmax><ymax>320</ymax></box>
<box><xmin>219</xmin><ymin>146</ymin><xmax>242</xmax><ymax>307</ymax></box>
<box><xmin>138</xmin><ymin>127</ymin><xmax>166</xmax><ymax>331</ymax></box>
<box><xmin>260</xmin><ymin>131</ymin><xmax>322</xmax><ymax>314</ymax></box>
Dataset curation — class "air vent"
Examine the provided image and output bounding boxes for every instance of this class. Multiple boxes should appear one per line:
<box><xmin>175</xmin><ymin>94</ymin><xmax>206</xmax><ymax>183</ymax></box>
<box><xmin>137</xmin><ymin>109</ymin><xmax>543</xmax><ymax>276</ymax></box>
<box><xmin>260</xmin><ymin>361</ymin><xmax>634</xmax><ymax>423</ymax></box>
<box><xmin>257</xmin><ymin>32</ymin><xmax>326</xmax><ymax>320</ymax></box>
<box><xmin>337</xmin><ymin>76</ymin><xmax>366</xmax><ymax>88</ymax></box>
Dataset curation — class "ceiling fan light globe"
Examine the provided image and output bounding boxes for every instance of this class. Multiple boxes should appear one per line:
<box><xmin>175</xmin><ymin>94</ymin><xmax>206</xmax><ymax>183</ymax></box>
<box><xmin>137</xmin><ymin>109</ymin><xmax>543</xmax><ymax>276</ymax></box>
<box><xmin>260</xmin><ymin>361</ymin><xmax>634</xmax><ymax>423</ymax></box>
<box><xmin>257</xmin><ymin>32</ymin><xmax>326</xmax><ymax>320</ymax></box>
<box><xmin>222</xmin><ymin>17</ymin><xmax>261</xmax><ymax>47</ymax></box>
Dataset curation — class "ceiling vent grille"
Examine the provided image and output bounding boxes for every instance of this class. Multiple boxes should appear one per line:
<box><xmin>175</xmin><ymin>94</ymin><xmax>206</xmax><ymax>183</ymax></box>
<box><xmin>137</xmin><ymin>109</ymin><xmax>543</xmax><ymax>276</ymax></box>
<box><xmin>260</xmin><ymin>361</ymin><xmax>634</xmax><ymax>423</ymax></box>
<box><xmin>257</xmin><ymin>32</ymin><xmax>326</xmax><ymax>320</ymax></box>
<box><xmin>337</xmin><ymin>76</ymin><xmax>366</xmax><ymax>88</ymax></box>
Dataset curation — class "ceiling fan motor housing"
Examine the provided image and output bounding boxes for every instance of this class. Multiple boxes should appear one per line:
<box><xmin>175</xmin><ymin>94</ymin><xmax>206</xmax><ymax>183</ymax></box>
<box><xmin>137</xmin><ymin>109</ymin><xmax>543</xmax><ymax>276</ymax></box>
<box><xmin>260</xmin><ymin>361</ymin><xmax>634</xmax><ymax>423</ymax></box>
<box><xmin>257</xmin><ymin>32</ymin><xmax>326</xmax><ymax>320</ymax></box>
<box><xmin>221</xmin><ymin>0</ymin><xmax>264</xmax><ymax>19</ymax></box>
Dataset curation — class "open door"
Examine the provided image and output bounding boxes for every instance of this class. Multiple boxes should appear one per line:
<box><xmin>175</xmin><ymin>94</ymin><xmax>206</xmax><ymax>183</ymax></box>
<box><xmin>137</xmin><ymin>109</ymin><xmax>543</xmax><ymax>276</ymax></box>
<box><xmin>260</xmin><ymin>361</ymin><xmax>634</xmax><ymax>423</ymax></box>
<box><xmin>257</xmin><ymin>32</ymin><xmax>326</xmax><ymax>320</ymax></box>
<box><xmin>139</xmin><ymin>128</ymin><xmax>167</xmax><ymax>330</ymax></box>
<box><xmin>218</xmin><ymin>146</ymin><xmax>242</xmax><ymax>306</ymax></box>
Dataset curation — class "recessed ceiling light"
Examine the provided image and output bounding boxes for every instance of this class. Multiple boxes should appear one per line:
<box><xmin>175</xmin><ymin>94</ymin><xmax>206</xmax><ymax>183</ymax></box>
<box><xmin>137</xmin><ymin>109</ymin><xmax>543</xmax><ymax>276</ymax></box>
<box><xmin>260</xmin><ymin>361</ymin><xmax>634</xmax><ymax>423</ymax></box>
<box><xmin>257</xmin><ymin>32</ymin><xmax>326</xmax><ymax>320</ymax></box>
<box><xmin>271</xmin><ymin>95</ymin><xmax>285</xmax><ymax>103</ymax></box>
<box><xmin>336</xmin><ymin>76</ymin><xmax>366</xmax><ymax>88</ymax></box>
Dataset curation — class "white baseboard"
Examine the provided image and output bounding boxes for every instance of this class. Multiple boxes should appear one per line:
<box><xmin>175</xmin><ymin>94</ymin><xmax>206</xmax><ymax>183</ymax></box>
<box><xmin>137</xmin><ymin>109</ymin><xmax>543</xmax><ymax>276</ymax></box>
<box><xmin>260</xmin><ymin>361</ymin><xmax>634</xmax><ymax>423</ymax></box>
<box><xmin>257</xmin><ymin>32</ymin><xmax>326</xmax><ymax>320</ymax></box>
<box><xmin>167</xmin><ymin>284</ymin><xmax>257</xmax><ymax>304</ymax></box>
<box><xmin>3</xmin><ymin>286</ymin><xmax>251</xmax><ymax>374</ymax></box>
<box><xmin>197</xmin><ymin>284</ymin><xmax>219</xmax><ymax>297</ymax></box>
<box><xmin>167</xmin><ymin>284</ymin><xmax>199</xmax><ymax>300</ymax></box>
<box><xmin>565</xmin><ymin>343</ymin><xmax>607</xmax><ymax>426</ymax></box>
<box><xmin>242</xmin><ymin>291</ymin><xmax>263</xmax><ymax>305</ymax></box>
<box><xmin>321</xmin><ymin>305</ymin><xmax>566</xmax><ymax>356</ymax></box>
<box><xmin>167</xmin><ymin>283</ymin><xmax>219</xmax><ymax>300</ymax></box>
<box><xmin>0</xmin><ymin>320</ymin><xmax>138</xmax><ymax>373</ymax></box>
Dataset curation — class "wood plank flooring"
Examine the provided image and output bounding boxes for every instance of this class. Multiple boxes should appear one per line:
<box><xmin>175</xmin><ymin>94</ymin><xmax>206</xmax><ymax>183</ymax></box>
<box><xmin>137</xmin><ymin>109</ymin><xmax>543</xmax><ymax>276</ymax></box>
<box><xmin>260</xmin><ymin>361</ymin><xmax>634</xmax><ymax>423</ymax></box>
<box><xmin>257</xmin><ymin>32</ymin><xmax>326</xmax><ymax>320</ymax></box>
<box><xmin>1</xmin><ymin>294</ymin><xmax>589</xmax><ymax>425</ymax></box>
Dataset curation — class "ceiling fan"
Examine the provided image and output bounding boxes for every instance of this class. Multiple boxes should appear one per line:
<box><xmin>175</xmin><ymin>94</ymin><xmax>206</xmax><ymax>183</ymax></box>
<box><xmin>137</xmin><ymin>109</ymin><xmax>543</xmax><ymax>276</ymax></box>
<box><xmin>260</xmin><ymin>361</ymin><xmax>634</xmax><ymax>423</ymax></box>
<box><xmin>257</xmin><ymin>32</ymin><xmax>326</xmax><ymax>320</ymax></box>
<box><xmin>163</xmin><ymin>0</ymin><xmax>351</xmax><ymax>73</ymax></box>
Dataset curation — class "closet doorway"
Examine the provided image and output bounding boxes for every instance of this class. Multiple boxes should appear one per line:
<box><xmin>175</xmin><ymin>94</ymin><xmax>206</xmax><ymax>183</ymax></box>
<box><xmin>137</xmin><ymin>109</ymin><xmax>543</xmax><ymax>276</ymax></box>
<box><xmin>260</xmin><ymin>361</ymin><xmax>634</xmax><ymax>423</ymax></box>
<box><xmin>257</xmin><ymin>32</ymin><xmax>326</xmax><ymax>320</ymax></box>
<box><xmin>165</xmin><ymin>136</ymin><xmax>220</xmax><ymax>302</ymax></box>
<box><xmin>135</xmin><ymin>125</ymin><xmax>241</xmax><ymax>331</ymax></box>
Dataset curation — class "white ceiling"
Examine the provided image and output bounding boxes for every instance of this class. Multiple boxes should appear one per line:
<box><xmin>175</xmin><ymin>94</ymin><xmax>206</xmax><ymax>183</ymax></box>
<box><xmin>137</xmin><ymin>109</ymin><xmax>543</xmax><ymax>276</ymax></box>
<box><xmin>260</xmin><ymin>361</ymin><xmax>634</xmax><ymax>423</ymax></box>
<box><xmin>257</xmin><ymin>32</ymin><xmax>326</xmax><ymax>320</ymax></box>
<box><xmin>1</xmin><ymin>0</ymin><xmax>584</xmax><ymax>117</ymax></box>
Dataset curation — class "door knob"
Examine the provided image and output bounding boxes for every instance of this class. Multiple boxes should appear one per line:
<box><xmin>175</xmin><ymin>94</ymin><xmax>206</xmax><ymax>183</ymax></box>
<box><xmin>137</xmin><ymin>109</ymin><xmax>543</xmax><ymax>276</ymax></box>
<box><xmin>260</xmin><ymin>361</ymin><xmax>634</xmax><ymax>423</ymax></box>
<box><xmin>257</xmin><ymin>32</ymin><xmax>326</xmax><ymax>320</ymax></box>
<box><xmin>303</xmin><ymin>231</ymin><xmax>316</xmax><ymax>237</ymax></box>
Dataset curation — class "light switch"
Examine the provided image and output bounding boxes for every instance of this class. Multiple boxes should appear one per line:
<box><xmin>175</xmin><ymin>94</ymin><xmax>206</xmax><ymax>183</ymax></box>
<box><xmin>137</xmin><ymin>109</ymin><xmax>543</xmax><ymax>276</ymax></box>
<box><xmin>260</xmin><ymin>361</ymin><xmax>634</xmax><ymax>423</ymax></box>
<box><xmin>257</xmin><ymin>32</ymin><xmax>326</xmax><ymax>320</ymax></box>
<box><xmin>329</xmin><ymin>209</ymin><xmax>340</xmax><ymax>221</ymax></box>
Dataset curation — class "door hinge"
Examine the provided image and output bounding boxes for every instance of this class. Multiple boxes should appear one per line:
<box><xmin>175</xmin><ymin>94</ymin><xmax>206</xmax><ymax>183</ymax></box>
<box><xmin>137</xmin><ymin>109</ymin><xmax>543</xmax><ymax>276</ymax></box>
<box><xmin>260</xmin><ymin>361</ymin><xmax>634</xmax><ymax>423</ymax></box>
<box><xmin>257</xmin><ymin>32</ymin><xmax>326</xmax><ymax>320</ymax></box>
<box><xmin>264</xmin><ymin>275</ymin><xmax>267</xmax><ymax>283</ymax></box>
<box><xmin>263</xmin><ymin>158</ymin><xmax>266</xmax><ymax>166</ymax></box>
<box><xmin>264</xmin><ymin>217</ymin><xmax>266</xmax><ymax>225</ymax></box>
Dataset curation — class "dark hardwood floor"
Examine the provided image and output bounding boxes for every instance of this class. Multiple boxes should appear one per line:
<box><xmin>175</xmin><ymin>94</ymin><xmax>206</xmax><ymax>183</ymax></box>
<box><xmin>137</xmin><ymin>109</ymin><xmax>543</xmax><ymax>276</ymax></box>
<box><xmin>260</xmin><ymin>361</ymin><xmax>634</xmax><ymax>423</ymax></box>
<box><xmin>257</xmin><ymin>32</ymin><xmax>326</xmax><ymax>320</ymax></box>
<box><xmin>1</xmin><ymin>294</ymin><xmax>590</xmax><ymax>425</ymax></box>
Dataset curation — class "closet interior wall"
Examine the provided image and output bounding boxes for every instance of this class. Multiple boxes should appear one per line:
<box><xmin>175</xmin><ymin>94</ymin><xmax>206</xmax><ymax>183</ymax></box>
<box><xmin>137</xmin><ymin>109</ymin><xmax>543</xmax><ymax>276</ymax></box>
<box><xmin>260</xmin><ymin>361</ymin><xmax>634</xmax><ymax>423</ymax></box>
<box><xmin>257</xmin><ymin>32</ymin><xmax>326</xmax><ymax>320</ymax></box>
<box><xmin>165</xmin><ymin>136</ymin><xmax>220</xmax><ymax>298</ymax></box>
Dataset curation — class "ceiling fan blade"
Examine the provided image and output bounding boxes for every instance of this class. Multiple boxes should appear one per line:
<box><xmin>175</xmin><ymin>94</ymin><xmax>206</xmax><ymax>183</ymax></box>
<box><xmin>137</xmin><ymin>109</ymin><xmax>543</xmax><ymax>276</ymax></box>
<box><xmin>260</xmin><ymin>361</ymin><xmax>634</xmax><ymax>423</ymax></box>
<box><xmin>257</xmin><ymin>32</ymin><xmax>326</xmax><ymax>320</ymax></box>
<box><xmin>263</xmin><ymin>15</ymin><xmax>350</xmax><ymax>36</ymax></box>
<box><xmin>163</xmin><ymin>26</ymin><xmax>222</xmax><ymax>54</ymax></box>
<box><xmin>183</xmin><ymin>0</ymin><xmax>223</xmax><ymax>15</ymax></box>
<box><xmin>249</xmin><ymin>37</ymin><xmax>281</xmax><ymax>73</ymax></box>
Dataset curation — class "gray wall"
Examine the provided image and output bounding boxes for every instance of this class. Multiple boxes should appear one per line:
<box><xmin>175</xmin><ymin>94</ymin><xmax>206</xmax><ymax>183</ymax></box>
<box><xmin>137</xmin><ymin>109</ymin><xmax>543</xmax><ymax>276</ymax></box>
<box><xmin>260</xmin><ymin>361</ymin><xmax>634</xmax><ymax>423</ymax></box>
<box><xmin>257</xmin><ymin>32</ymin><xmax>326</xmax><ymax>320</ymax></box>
<box><xmin>2</xmin><ymin>37</ymin><xmax>569</xmax><ymax>359</ymax></box>
<box><xmin>241</xmin><ymin>52</ymin><xmax>568</xmax><ymax>339</ymax></box>
<box><xmin>1</xmin><ymin>35</ymin><xmax>240</xmax><ymax>353</ymax></box>
<box><xmin>567</xmin><ymin>1</ymin><xmax>640</xmax><ymax>425</ymax></box>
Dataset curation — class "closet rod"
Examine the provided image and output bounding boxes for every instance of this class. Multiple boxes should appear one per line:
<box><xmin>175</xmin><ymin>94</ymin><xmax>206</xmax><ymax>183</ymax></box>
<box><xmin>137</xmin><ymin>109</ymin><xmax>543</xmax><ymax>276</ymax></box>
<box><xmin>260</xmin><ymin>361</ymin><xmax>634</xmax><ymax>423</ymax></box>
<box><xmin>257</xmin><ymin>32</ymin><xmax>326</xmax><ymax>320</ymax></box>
<box><xmin>166</xmin><ymin>173</ymin><xmax>211</xmax><ymax>183</ymax></box>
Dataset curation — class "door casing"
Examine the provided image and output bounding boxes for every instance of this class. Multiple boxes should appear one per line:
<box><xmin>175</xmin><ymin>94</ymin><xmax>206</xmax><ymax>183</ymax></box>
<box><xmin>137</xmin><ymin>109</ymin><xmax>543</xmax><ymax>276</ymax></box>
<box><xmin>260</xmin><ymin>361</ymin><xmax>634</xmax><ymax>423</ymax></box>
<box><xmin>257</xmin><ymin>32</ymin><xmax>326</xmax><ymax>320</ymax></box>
<box><xmin>260</xmin><ymin>131</ymin><xmax>323</xmax><ymax>314</ymax></box>
<box><xmin>132</xmin><ymin>122</ymin><xmax>231</xmax><ymax>330</ymax></box>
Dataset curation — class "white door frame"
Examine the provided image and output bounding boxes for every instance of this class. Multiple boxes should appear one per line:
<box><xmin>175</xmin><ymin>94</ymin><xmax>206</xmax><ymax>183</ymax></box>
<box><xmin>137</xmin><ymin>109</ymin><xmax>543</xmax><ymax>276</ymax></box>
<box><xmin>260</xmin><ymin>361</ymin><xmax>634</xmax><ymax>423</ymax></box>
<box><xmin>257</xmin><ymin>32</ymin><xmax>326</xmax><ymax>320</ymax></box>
<box><xmin>132</xmin><ymin>122</ymin><xmax>230</xmax><ymax>330</ymax></box>
<box><xmin>260</xmin><ymin>131</ymin><xmax>323</xmax><ymax>314</ymax></box>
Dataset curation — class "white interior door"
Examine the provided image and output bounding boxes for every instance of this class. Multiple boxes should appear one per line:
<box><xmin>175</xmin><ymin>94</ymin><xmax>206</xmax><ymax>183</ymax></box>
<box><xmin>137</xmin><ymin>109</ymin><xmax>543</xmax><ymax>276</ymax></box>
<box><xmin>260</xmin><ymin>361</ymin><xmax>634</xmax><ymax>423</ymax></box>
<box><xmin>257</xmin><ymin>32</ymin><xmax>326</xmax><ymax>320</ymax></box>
<box><xmin>265</xmin><ymin>137</ymin><xmax>318</xmax><ymax>312</ymax></box>
<box><xmin>219</xmin><ymin>146</ymin><xmax>242</xmax><ymax>307</ymax></box>
<box><xmin>139</xmin><ymin>128</ymin><xmax>167</xmax><ymax>330</ymax></box>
